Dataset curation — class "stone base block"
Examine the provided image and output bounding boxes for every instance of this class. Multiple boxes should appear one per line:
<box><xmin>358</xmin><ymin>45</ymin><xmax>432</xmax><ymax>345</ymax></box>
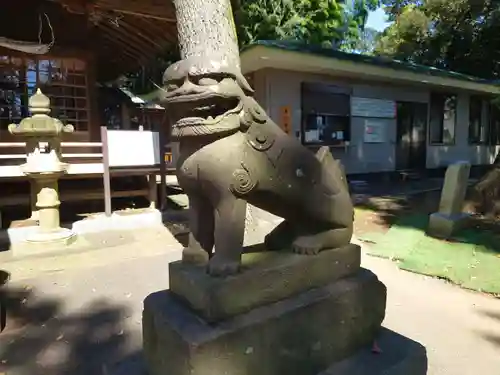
<box><xmin>26</xmin><ymin>227</ymin><xmax>76</xmax><ymax>245</ymax></box>
<box><xmin>143</xmin><ymin>269</ymin><xmax>386</xmax><ymax>375</ymax></box>
<box><xmin>169</xmin><ymin>244</ymin><xmax>360</xmax><ymax>322</ymax></box>
<box><xmin>427</xmin><ymin>212</ymin><xmax>470</xmax><ymax>239</ymax></box>
<box><xmin>10</xmin><ymin>227</ymin><xmax>78</xmax><ymax>257</ymax></box>
<box><xmin>320</xmin><ymin>328</ymin><xmax>427</xmax><ymax>375</ymax></box>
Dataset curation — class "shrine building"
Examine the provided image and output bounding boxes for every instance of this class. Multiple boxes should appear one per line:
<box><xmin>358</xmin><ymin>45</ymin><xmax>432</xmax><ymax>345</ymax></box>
<box><xmin>241</xmin><ymin>40</ymin><xmax>500</xmax><ymax>178</ymax></box>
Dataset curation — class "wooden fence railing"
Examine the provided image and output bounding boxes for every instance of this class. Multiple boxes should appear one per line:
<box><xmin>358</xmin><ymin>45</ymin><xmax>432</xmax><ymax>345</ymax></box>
<box><xmin>0</xmin><ymin>127</ymin><xmax>178</xmax><ymax>216</ymax></box>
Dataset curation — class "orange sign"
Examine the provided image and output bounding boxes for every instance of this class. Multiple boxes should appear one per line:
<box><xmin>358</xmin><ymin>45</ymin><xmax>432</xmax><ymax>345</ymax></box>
<box><xmin>280</xmin><ymin>106</ymin><xmax>291</xmax><ymax>134</ymax></box>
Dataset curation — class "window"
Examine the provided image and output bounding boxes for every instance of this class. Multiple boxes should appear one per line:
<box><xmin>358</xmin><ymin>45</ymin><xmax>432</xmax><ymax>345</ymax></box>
<box><xmin>300</xmin><ymin>83</ymin><xmax>351</xmax><ymax>146</ymax></box>
<box><xmin>489</xmin><ymin>102</ymin><xmax>500</xmax><ymax>145</ymax></box>
<box><xmin>0</xmin><ymin>55</ymin><xmax>89</xmax><ymax>132</ymax></box>
<box><xmin>468</xmin><ymin>95</ymin><xmax>489</xmax><ymax>144</ymax></box>
<box><xmin>429</xmin><ymin>93</ymin><xmax>456</xmax><ymax>145</ymax></box>
<box><xmin>302</xmin><ymin>113</ymin><xmax>350</xmax><ymax>145</ymax></box>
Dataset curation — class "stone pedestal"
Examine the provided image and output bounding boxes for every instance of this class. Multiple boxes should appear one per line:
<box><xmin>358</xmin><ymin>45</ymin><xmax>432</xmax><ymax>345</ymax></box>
<box><xmin>320</xmin><ymin>328</ymin><xmax>428</xmax><ymax>375</ymax></box>
<box><xmin>23</xmin><ymin>172</ymin><xmax>76</xmax><ymax>247</ymax></box>
<box><xmin>143</xmin><ymin>245</ymin><xmax>427</xmax><ymax>375</ymax></box>
<box><xmin>170</xmin><ymin>244</ymin><xmax>361</xmax><ymax>322</ymax></box>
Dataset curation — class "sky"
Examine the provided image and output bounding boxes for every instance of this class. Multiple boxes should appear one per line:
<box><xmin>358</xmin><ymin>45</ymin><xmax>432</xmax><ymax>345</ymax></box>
<box><xmin>366</xmin><ymin>7</ymin><xmax>392</xmax><ymax>32</ymax></box>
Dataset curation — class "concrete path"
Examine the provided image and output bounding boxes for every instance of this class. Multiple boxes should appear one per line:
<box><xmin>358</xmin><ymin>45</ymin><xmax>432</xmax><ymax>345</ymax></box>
<box><xmin>0</xmin><ymin>226</ymin><xmax>183</xmax><ymax>375</ymax></box>
<box><xmin>362</xmin><ymin>253</ymin><xmax>500</xmax><ymax>375</ymax></box>
<box><xmin>1</xmin><ymin>227</ymin><xmax>499</xmax><ymax>374</ymax></box>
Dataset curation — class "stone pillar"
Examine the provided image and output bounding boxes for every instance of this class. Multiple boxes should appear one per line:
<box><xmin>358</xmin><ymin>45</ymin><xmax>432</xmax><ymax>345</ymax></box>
<box><xmin>428</xmin><ymin>161</ymin><xmax>471</xmax><ymax>238</ymax></box>
<box><xmin>148</xmin><ymin>173</ymin><xmax>157</xmax><ymax>209</ymax></box>
<box><xmin>36</xmin><ymin>178</ymin><xmax>61</xmax><ymax>233</ymax></box>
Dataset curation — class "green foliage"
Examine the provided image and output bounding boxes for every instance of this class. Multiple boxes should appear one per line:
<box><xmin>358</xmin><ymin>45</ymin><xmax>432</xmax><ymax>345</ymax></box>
<box><xmin>380</xmin><ymin>0</ymin><xmax>421</xmax><ymax>21</ymax></box>
<box><xmin>235</xmin><ymin>0</ymin><xmax>380</xmax><ymax>48</ymax></box>
<box><xmin>341</xmin><ymin>0</ymin><xmax>381</xmax><ymax>51</ymax></box>
<box><xmin>123</xmin><ymin>46</ymin><xmax>179</xmax><ymax>95</ymax></box>
<box><xmin>125</xmin><ymin>0</ymin><xmax>379</xmax><ymax>93</ymax></box>
<box><xmin>375</xmin><ymin>0</ymin><xmax>500</xmax><ymax>79</ymax></box>
<box><xmin>344</xmin><ymin>26</ymin><xmax>381</xmax><ymax>54</ymax></box>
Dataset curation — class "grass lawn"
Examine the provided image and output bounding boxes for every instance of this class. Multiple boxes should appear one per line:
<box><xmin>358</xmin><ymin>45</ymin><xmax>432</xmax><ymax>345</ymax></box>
<box><xmin>356</xmin><ymin>207</ymin><xmax>500</xmax><ymax>295</ymax></box>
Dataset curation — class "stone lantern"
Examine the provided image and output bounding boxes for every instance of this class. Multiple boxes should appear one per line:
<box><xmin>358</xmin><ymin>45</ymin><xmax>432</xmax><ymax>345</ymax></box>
<box><xmin>8</xmin><ymin>89</ymin><xmax>76</xmax><ymax>246</ymax></box>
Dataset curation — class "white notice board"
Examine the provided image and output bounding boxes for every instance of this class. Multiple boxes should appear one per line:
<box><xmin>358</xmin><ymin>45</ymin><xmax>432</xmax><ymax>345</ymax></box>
<box><xmin>351</xmin><ymin>97</ymin><xmax>396</xmax><ymax>118</ymax></box>
<box><xmin>107</xmin><ymin>130</ymin><xmax>161</xmax><ymax>167</ymax></box>
<box><xmin>364</xmin><ymin>119</ymin><xmax>386</xmax><ymax>143</ymax></box>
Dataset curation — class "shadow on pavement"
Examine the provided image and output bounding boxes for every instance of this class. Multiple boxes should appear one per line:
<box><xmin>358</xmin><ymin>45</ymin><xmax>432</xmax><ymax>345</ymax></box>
<box><xmin>477</xmin><ymin>309</ymin><xmax>500</xmax><ymax>347</ymax></box>
<box><xmin>0</xmin><ymin>270</ymin><xmax>145</xmax><ymax>375</ymax></box>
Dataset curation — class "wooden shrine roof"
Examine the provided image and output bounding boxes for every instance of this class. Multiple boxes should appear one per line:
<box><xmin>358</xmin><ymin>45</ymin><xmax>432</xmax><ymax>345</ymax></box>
<box><xmin>1</xmin><ymin>0</ymin><xmax>177</xmax><ymax>81</ymax></box>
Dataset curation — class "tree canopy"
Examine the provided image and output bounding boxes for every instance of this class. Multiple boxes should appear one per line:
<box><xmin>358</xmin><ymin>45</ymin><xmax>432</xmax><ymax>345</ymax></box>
<box><xmin>125</xmin><ymin>0</ymin><xmax>379</xmax><ymax>93</ymax></box>
<box><xmin>375</xmin><ymin>0</ymin><xmax>500</xmax><ymax>79</ymax></box>
<box><xmin>235</xmin><ymin>0</ymin><xmax>379</xmax><ymax>49</ymax></box>
<box><xmin>349</xmin><ymin>26</ymin><xmax>380</xmax><ymax>54</ymax></box>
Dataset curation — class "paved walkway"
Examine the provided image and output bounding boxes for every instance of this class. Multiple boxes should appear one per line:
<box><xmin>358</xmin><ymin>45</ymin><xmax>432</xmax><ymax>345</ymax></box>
<box><xmin>1</xmin><ymin>225</ymin><xmax>499</xmax><ymax>374</ymax></box>
<box><xmin>362</xmin><ymin>252</ymin><xmax>500</xmax><ymax>375</ymax></box>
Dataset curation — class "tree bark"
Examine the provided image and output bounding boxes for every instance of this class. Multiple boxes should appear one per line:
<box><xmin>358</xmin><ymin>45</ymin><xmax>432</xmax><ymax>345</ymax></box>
<box><xmin>172</xmin><ymin>0</ymin><xmax>241</xmax><ymax>70</ymax></box>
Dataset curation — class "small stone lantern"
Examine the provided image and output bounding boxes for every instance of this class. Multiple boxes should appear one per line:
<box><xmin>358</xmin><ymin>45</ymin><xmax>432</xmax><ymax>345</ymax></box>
<box><xmin>8</xmin><ymin>89</ymin><xmax>76</xmax><ymax>246</ymax></box>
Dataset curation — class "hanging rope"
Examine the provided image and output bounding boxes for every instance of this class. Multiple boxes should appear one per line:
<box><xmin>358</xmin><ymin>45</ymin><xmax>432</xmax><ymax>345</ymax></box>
<box><xmin>38</xmin><ymin>12</ymin><xmax>56</xmax><ymax>50</ymax></box>
<box><xmin>0</xmin><ymin>12</ymin><xmax>55</xmax><ymax>54</ymax></box>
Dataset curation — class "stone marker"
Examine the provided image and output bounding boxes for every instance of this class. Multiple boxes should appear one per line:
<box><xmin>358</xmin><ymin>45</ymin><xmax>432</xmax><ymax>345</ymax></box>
<box><xmin>142</xmin><ymin>0</ymin><xmax>427</xmax><ymax>373</ymax></box>
<box><xmin>428</xmin><ymin>161</ymin><xmax>471</xmax><ymax>238</ymax></box>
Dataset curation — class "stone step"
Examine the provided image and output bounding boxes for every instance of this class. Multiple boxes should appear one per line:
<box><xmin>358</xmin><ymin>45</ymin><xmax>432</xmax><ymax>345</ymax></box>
<box><xmin>321</xmin><ymin>328</ymin><xmax>427</xmax><ymax>375</ymax></box>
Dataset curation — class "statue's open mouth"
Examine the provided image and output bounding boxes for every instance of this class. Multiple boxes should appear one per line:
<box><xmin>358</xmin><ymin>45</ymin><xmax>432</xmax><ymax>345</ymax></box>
<box><xmin>167</xmin><ymin>92</ymin><xmax>242</xmax><ymax>127</ymax></box>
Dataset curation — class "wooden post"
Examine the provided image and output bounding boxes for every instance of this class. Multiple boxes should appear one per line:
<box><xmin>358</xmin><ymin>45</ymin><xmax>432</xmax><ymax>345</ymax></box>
<box><xmin>148</xmin><ymin>173</ymin><xmax>158</xmax><ymax>209</ymax></box>
<box><xmin>101</xmin><ymin>126</ymin><xmax>112</xmax><ymax>217</ymax></box>
<box><xmin>159</xmin><ymin>117</ymin><xmax>167</xmax><ymax>211</ymax></box>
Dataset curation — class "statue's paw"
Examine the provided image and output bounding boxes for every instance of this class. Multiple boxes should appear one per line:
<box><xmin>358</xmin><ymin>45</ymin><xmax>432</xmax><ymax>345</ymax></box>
<box><xmin>292</xmin><ymin>236</ymin><xmax>321</xmax><ymax>255</ymax></box>
<box><xmin>207</xmin><ymin>255</ymin><xmax>241</xmax><ymax>277</ymax></box>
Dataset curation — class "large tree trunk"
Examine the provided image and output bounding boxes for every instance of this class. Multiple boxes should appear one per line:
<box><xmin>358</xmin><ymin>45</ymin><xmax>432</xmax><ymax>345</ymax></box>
<box><xmin>172</xmin><ymin>0</ymin><xmax>241</xmax><ymax>69</ymax></box>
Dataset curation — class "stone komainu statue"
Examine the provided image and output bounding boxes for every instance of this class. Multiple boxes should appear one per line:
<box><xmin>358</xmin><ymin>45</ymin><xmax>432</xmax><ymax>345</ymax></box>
<box><xmin>162</xmin><ymin>56</ymin><xmax>354</xmax><ymax>276</ymax></box>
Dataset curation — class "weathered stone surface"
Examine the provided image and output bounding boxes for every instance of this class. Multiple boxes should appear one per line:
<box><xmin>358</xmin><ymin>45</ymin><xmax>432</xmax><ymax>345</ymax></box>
<box><xmin>169</xmin><ymin>244</ymin><xmax>360</xmax><ymax>322</ymax></box>
<box><xmin>438</xmin><ymin>161</ymin><xmax>471</xmax><ymax>216</ymax></box>
<box><xmin>143</xmin><ymin>269</ymin><xmax>386</xmax><ymax>375</ymax></box>
<box><xmin>428</xmin><ymin>161</ymin><xmax>471</xmax><ymax>238</ymax></box>
<box><xmin>0</xmin><ymin>270</ymin><xmax>8</xmax><ymax>333</ymax></box>
<box><xmin>427</xmin><ymin>212</ymin><xmax>470</xmax><ymax>239</ymax></box>
<box><xmin>321</xmin><ymin>328</ymin><xmax>428</xmax><ymax>375</ymax></box>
